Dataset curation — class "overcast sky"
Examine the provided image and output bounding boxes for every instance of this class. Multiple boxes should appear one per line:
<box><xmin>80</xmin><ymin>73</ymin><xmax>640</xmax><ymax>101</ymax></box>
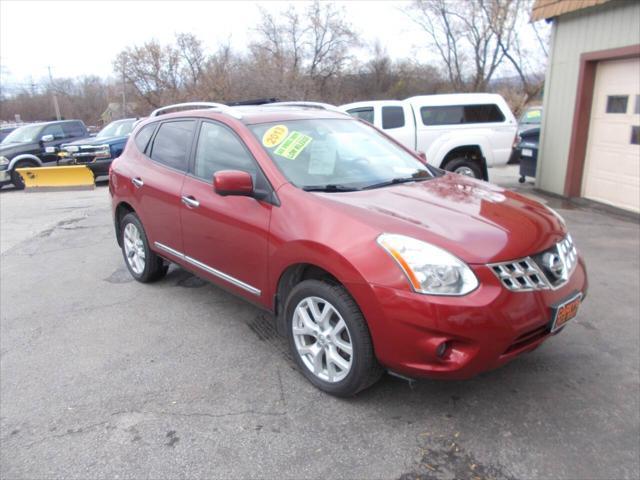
<box><xmin>0</xmin><ymin>0</ymin><xmax>432</xmax><ymax>91</ymax></box>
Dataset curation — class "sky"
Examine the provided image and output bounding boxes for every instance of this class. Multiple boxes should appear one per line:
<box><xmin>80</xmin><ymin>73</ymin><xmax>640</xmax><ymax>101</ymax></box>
<box><xmin>0</xmin><ymin>0</ymin><xmax>431</xmax><ymax>91</ymax></box>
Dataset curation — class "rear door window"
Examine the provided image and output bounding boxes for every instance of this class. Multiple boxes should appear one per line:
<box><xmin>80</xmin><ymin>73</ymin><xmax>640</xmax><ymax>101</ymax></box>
<box><xmin>382</xmin><ymin>106</ymin><xmax>405</xmax><ymax>129</ymax></box>
<box><xmin>149</xmin><ymin>120</ymin><xmax>195</xmax><ymax>171</ymax></box>
<box><xmin>421</xmin><ymin>104</ymin><xmax>505</xmax><ymax>126</ymax></box>
<box><xmin>347</xmin><ymin>107</ymin><xmax>374</xmax><ymax>124</ymax></box>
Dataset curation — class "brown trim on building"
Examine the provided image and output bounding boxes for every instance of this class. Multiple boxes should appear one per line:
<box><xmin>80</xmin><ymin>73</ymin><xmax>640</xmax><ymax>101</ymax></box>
<box><xmin>564</xmin><ymin>44</ymin><xmax>640</xmax><ymax>197</ymax></box>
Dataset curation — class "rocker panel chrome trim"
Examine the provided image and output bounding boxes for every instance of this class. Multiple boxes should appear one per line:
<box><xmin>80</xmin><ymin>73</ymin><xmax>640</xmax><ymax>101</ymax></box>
<box><xmin>154</xmin><ymin>241</ymin><xmax>261</xmax><ymax>296</ymax></box>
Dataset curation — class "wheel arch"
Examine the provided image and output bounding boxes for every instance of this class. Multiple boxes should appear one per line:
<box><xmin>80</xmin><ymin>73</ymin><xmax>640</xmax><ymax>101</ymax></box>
<box><xmin>272</xmin><ymin>249</ymin><xmax>369</xmax><ymax>335</ymax></box>
<box><xmin>440</xmin><ymin>145</ymin><xmax>489</xmax><ymax>180</ymax></box>
<box><xmin>114</xmin><ymin>201</ymin><xmax>136</xmax><ymax>247</ymax></box>
<box><xmin>8</xmin><ymin>154</ymin><xmax>42</xmax><ymax>170</ymax></box>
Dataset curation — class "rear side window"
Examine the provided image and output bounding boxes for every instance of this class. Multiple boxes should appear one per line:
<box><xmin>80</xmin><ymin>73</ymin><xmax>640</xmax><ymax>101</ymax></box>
<box><xmin>134</xmin><ymin>123</ymin><xmax>156</xmax><ymax>153</ymax></box>
<box><xmin>62</xmin><ymin>122</ymin><xmax>85</xmax><ymax>138</ymax></box>
<box><xmin>149</xmin><ymin>120</ymin><xmax>195</xmax><ymax>171</ymax></box>
<box><xmin>348</xmin><ymin>107</ymin><xmax>374</xmax><ymax>124</ymax></box>
<box><xmin>193</xmin><ymin>121</ymin><xmax>257</xmax><ymax>181</ymax></box>
<box><xmin>421</xmin><ymin>104</ymin><xmax>505</xmax><ymax>126</ymax></box>
<box><xmin>382</xmin><ymin>106</ymin><xmax>405</xmax><ymax>129</ymax></box>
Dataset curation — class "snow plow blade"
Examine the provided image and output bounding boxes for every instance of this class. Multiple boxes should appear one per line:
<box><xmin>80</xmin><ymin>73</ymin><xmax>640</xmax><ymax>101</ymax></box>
<box><xmin>15</xmin><ymin>166</ymin><xmax>95</xmax><ymax>191</ymax></box>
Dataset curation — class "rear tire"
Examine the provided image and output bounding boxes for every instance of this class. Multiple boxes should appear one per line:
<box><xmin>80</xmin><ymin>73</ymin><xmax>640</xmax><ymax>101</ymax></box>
<box><xmin>285</xmin><ymin>279</ymin><xmax>383</xmax><ymax>397</ymax></box>
<box><xmin>444</xmin><ymin>157</ymin><xmax>483</xmax><ymax>179</ymax></box>
<box><xmin>10</xmin><ymin>160</ymin><xmax>38</xmax><ymax>190</ymax></box>
<box><xmin>120</xmin><ymin>212</ymin><xmax>168</xmax><ymax>283</ymax></box>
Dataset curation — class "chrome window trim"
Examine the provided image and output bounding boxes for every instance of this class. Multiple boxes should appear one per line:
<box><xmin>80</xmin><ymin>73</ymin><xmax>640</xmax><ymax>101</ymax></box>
<box><xmin>154</xmin><ymin>241</ymin><xmax>261</xmax><ymax>296</ymax></box>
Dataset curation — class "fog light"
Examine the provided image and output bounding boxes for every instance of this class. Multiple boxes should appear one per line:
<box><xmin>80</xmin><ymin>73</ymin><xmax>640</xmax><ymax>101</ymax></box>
<box><xmin>436</xmin><ymin>341</ymin><xmax>451</xmax><ymax>359</ymax></box>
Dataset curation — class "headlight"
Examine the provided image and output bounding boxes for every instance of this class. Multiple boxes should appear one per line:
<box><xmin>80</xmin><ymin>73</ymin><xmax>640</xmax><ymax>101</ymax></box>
<box><xmin>65</xmin><ymin>146</ymin><xmax>79</xmax><ymax>153</ymax></box>
<box><xmin>377</xmin><ymin>233</ymin><xmax>478</xmax><ymax>296</ymax></box>
<box><xmin>0</xmin><ymin>156</ymin><xmax>9</xmax><ymax>166</ymax></box>
<box><xmin>94</xmin><ymin>145</ymin><xmax>111</xmax><ymax>159</ymax></box>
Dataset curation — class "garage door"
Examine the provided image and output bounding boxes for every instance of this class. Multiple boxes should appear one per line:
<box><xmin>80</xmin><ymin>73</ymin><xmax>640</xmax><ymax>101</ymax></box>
<box><xmin>582</xmin><ymin>57</ymin><xmax>640</xmax><ymax>213</ymax></box>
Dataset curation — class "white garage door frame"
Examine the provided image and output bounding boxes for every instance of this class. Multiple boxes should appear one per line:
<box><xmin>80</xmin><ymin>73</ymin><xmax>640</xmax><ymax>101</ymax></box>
<box><xmin>563</xmin><ymin>44</ymin><xmax>640</xmax><ymax>209</ymax></box>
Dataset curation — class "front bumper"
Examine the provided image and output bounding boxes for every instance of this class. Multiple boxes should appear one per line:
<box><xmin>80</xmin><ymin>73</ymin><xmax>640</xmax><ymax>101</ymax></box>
<box><xmin>347</xmin><ymin>256</ymin><xmax>588</xmax><ymax>380</ymax></box>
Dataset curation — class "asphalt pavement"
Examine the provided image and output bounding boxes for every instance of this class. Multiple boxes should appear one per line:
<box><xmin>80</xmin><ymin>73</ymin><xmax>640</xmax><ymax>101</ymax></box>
<box><xmin>1</xmin><ymin>167</ymin><xmax>638</xmax><ymax>479</ymax></box>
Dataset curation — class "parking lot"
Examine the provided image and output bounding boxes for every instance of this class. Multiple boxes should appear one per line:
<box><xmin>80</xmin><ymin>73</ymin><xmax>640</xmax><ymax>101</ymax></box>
<box><xmin>1</xmin><ymin>166</ymin><xmax>638</xmax><ymax>480</ymax></box>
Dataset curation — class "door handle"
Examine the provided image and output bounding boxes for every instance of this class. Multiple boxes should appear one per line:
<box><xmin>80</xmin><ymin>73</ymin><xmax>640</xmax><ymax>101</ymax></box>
<box><xmin>131</xmin><ymin>177</ymin><xmax>144</xmax><ymax>188</ymax></box>
<box><xmin>181</xmin><ymin>195</ymin><xmax>200</xmax><ymax>208</ymax></box>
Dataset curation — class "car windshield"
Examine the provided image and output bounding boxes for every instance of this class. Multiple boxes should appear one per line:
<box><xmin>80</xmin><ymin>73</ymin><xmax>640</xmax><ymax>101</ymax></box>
<box><xmin>1</xmin><ymin>124</ymin><xmax>42</xmax><ymax>144</ymax></box>
<box><xmin>96</xmin><ymin>119</ymin><xmax>135</xmax><ymax>138</ymax></box>
<box><xmin>520</xmin><ymin>108</ymin><xmax>542</xmax><ymax>125</ymax></box>
<box><xmin>249</xmin><ymin>119</ymin><xmax>432</xmax><ymax>191</ymax></box>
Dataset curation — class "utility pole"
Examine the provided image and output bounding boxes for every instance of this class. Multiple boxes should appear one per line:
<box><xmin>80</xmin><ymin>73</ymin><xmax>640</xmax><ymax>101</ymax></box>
<box><xmin>121</xmin><ymin>59</ymin><xmax>126</xmax><ymax>119</ymax></box>
<box><xmin>47</xmin><ymin>66</ymin><xmax>61</xmax><ymax>120</ymax></box>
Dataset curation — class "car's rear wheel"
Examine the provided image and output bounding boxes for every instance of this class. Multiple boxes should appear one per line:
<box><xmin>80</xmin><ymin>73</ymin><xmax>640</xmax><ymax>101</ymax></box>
<box><xmin>445</xmin><ymin>157</ymin><xmax>483</xmax><ymax>179</ymax></box>
<box><xmin>285</xmin><ymin>279</ymin><xmax>383</xmax><ymax>396</ymax></box>
<box><xmin>10</xmin><ymin>160</ymin><xmax>38</xmax><ymax>189</ymax></box>
<box><xmin>120</xmin><ymin>212</ymin><xmax>167</xmax><ymax>283</ymax></box>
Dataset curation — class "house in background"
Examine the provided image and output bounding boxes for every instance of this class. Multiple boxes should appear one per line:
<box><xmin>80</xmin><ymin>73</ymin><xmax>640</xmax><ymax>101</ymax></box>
<box><xmin>533</xmin><ymin>0</ymin><xmax>640</xmax><ymax>213</ymax></box>
<box><xmin>100</xmin><ymin>102</ymin><xmax>136</xmax><ymax>126</ymax></box>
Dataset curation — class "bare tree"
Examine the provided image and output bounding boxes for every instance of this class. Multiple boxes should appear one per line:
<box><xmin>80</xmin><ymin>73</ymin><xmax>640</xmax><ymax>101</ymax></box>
<box><xmin>408</xmin><ymin>0</ymin><xmax>507</xmax><ymax>92</ymax></box>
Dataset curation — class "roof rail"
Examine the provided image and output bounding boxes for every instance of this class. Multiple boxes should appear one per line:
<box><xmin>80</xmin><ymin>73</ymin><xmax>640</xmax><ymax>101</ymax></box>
<box><xmin>149</xmin><ymin>102</ymin><xmax>242</xmax><ymax>119</ymax></box>
<box><xmin>263</xmin><ymin>101</ymin><xmax>345</xmax><ymax>114</ymax></box>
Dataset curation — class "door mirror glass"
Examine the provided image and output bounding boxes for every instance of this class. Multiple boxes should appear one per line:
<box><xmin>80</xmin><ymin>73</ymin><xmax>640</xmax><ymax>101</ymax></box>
<box><xmin>41</xmin><ymin>134</ymin><xmax>54</xmax><ymax>142</ymax></box>
<box><xmin>213</xmin><ymin>170</ymin><xmax>253</xmax><ymax>196</ymax></box>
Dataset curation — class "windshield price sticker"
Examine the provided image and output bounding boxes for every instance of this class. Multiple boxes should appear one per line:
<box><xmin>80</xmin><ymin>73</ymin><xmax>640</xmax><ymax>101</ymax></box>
<box><xmin>275</xmin><ymin>131</ymin><xmax>313</xmax><ymax>160</ymax></box>
<box><xmin>262</xmin><ymin>125</ymin><xmax>289</xmax><ymax>148</ymax></box>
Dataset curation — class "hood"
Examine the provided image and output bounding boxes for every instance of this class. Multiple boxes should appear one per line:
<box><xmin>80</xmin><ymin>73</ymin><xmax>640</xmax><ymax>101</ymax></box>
<box><xmin>318</xmin><ymin>174</ymin><xmax>565</xmax><ymax>264</ymax></box>
<box><xmin>64</xmin><ymin>135</ymin><xmax>126</xmax><ymax>147</ymax></box>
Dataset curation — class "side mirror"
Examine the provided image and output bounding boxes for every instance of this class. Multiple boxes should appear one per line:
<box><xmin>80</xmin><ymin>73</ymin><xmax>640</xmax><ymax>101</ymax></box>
<box><xmin>41</xmin><ymin>134</ymin><xmax>54</xmax><ymax>143</ymax></box>
<box><xmin>416</xmin><ymin>151</ymin><xmax>427</xmax><ymax>164</ymax></box>
<box><xmin>213</xmin><ymin>170</ymin><xmax>253</xmax><ymax>197</ymax></box>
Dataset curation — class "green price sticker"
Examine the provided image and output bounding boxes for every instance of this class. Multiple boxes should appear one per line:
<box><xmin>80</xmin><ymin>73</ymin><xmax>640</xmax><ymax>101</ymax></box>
<box><xmin>274</xmin><ymin>131</ymin><xmax>313</xmax><ymax>160</ymax></box>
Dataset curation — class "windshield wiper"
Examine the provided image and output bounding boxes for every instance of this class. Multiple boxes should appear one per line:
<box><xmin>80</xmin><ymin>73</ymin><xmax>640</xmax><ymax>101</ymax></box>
<box><xmin>302</xmin><ymin>184</ymin><xmax>360</xmax><ymax>192</ymax></box>
<box><xmin>361</xmin><ymin>176</ymin><xmax>430</xmax><ymax>190</ymax></box>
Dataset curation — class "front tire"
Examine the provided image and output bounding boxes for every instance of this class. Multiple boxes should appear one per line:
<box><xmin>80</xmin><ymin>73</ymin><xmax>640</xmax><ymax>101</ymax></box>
<box><xmin>10</xmin><ymin>160</ymin><xmax>38</xmax><ymax>189</ymax></box>
<box><xmin>285</xmin><ymin>280</ymin><xmax>383</xmax><ymax>396</ymax></box>
<box><xmin>120</xmin><ymin>212</ymin><xmax>168</xmax><ymax>283</ymax></box>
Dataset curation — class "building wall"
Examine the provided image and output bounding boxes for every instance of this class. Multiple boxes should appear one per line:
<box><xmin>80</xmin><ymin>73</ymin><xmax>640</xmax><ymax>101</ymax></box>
<box><xmin>537</xmin><ymin>0</ymin><xmax>640</xmax><ymax>195</ymax></box>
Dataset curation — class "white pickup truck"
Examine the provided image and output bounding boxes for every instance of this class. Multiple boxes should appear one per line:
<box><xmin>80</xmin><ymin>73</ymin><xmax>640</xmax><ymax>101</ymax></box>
<box><xmin>340</xmin><ymin>94</ymin><xmax>517</xmax><ymax>180</ymax></box>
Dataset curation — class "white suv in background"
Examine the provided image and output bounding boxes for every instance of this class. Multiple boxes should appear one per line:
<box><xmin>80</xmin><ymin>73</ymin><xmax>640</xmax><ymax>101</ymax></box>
<box><xmin>340</xmin><ymin>94</ymin><xmax>517</xmax><ymax>180</ymax></box>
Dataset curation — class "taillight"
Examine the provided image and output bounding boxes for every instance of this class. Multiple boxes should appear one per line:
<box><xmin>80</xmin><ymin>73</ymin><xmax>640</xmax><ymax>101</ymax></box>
<box><xmin>512</xmin><ymin>133</ymin><xmax>521</xmax><ymax>148</ymax></box>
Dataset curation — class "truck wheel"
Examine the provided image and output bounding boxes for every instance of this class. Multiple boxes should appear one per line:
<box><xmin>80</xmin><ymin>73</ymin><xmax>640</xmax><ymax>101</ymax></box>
<box><xmin>445</xmin><ymin>157</ymin><xmax>483</xmax><ymax>179</ymax></box>
<box><xmin>120</xmin><ymin>212</ymin><xmax>168</xmax><ymax>283</ymax></box>
<box><xmin>285</xmin><ymin>279</ymin><xmax>383</xmax><ymax>397</ymax></box>
<box><xmin>10</xmin><ymin>160</ymin><xmax>38</xmax><ymax>190</ymax></box>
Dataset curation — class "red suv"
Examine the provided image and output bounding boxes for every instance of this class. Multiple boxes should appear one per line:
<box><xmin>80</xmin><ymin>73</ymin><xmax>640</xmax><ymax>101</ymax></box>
<box><xmin>110</xmin><ymin>102</ymin><xmax>588</xmax><ymax>396</ymax></box>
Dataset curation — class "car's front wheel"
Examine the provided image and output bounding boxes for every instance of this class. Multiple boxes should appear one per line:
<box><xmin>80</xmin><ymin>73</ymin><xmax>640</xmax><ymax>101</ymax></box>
<box><xmin>120</xmin><ymin>212</ymin><xmax>168</xmax><ymax>283</ymax></box>
<box><xmin>10</xmin><ymin>160</ymin><xmax>38</xmax><ymax>189</ymax></box>
<box><xmin>445</xmin><ymin>157</ymin><xmax>483</xmax><ymax>179</ymax></box>
<box><xmin>285</xmin><ymin>280</ymin><xmax>383</xmax><ymax>396</ymax></box>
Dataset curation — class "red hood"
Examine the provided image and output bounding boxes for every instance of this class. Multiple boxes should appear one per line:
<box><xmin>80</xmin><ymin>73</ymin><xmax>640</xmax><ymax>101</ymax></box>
<box><xmin>316</xmin><ymin>174</ymin><xmax>566</xmax><ymax>264</ymax></box>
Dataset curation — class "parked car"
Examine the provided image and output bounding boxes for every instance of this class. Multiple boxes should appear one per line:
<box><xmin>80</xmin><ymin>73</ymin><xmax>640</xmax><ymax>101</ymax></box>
<box><xmin>59</xmin><ymin>118</ymin><xmax>137</xmax><ymax>177</ymax></box>
<box><xmin>516</xmin><ymin>127</ymin><xmax>540</xmax><ymax>183</ymax></box>
<box><xmin>518</xmin><ymin>105</ymin><xmax>543</xmax><ymax>134</ymax></box>
<box><xmin>110</xmin><ymin>102</ymin><xmax>588</xmax><ymax>397</ymax></box>
<box><xmin>0</xmin><ymin>120</ymin><xmax>90</xmax><ymax>189</ymax></box>
<box><xmin>340</xmin><ymin>94</ymin><xmax>518</xmax><ymax>180</ymax></box>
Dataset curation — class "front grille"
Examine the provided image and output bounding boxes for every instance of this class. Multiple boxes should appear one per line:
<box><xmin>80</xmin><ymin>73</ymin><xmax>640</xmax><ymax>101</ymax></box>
<box><xmin>490</xmin><ymin>235</ymin><xmax>578</xmax><ymax>292</ymax></box>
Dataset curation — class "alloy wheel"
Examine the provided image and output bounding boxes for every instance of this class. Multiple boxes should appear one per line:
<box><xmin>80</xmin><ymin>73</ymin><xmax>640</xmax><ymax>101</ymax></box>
<box><xmin>123</xmin><ymin>223</ymin><xmax>146</xmax><ymax>275</ymax></box>
<box><xmin>292</xmin><ymin>296</ymin><xmax>353</xmax><ymax>383</ymax></box>
<box><xmin>454</xmin><ymin>166</ymin><xmax>476</xmax><ymax>177</ymax></box>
